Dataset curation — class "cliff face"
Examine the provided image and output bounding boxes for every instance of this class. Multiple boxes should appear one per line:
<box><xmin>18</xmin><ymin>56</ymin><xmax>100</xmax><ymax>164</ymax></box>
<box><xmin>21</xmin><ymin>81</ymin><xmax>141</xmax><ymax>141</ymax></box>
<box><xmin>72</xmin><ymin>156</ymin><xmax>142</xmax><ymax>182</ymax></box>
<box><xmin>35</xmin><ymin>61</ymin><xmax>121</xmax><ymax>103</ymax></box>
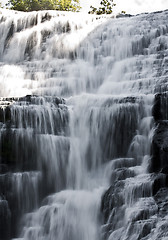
<box><xmin>100</xmin><ymin>10</ymin><xmax>168</xmax><ymax>240</ymax></box>
<box><xmin>0</xmin><ymin>8</ymin><xmax>168</xmax><ymax>240</ymax></box>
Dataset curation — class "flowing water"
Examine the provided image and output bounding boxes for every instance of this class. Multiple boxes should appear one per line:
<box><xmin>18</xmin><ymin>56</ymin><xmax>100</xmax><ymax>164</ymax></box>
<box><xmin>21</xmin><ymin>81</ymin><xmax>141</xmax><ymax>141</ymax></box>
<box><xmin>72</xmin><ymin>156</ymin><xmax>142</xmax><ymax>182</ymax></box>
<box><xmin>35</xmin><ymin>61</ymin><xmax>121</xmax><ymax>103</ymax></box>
<box><xmin>0</xmin><ymin>8</ymin><xmax>168</xmax><ymax>240</ymax></box>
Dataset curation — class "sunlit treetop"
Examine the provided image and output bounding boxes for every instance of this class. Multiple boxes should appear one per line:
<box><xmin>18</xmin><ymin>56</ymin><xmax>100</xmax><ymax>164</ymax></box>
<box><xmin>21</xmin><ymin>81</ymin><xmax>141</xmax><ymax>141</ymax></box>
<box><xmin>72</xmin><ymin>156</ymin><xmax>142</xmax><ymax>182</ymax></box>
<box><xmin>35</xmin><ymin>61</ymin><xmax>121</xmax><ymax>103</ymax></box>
<box><xmin>6</xmin><ymin>0</ymin><xmax>81</xmax><ymax>12</ymax></box>
<box><xmin>88</xmin><ymin>0</ymin><xmax>116</xmax><ymax>15</ymax></box>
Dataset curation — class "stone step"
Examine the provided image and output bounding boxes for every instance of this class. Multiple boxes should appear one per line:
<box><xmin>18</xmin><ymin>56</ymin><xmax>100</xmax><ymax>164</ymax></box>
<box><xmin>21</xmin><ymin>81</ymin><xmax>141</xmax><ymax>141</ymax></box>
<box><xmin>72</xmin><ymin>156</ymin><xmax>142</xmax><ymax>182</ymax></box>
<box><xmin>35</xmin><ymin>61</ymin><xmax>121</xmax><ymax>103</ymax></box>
<box><xmin>110</xmin><ymin>158</ymin><xmax>139</xmax><ymax>170</ymax></box>
<box><xmin>0</xmin><ymin>95</ymin><xmax>69</xmax><ymax>135</ymax></box>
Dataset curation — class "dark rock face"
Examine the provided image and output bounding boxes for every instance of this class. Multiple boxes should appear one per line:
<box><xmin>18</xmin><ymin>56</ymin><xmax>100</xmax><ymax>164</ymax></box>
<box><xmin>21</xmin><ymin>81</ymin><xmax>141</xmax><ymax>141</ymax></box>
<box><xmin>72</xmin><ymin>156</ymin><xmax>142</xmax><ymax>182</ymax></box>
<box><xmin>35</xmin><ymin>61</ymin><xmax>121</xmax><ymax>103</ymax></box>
<box><xmin>0</xmin><ymin>200</ymin><xmax>11</xmax><ymax>240</ymax></box>
<box><xmin>151</xmin><ymin>91</ymin><xmax>168</xmax><ymax>174</ymax></box>
<box><xmin>151</xmin><ymin>121</ymin><xmax>168</xmax><ymax>173</ymax></box>
<box><xmin>152</xmin><ymin>93</ymin><xmax>168</xmax><ymax>121</ymax></box>
<box><xmin>0</xmin><ymin>95</ymin><xmax>69</xmax><ymax>239</ymax></box>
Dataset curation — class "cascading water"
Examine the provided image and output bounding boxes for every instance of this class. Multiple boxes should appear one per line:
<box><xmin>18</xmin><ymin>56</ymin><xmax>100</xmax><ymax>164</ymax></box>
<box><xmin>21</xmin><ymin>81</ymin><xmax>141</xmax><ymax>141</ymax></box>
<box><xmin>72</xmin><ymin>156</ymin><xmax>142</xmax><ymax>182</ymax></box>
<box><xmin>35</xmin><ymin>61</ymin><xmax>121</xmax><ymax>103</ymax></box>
<box><xmin>0</xmin><ymin>7</ymin><xmax>168</xmax><ymax>240</ymax></box>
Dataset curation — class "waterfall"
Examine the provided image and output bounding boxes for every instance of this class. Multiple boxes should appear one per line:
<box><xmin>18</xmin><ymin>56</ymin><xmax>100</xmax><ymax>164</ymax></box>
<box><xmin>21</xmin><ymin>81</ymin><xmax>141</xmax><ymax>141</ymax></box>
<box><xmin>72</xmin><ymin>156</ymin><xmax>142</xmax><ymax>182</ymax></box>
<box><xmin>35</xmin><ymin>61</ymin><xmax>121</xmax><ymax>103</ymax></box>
<box><xmin>0</xmin><ymin>7</ymin><xmax>168</xmax><ymax>240</ymax></box>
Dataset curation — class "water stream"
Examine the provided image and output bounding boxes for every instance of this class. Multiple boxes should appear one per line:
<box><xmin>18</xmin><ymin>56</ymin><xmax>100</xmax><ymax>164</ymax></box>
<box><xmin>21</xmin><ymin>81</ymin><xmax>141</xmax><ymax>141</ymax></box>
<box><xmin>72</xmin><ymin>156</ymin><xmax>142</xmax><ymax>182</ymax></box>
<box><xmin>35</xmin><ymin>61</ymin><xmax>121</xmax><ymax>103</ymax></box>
<box><xmin>0</xmin><ymin>8</ymin><xmax>168</xmax><ymax>240</ymax></box>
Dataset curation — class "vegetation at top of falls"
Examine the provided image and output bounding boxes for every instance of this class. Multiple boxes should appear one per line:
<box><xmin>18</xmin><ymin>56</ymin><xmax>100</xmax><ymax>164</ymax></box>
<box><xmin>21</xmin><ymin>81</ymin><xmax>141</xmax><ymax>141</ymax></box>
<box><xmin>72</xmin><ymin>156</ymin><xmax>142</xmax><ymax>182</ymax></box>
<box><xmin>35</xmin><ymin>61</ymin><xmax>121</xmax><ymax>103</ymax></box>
<box><xmin>5</xmin><ymin>0</ymin><xmax>81</xmax><ymax>12</ymax></box>
<box><xmin>88</xmin><ymin>0</ymin><xmax>116</xmax><ymax>15</ymax></box>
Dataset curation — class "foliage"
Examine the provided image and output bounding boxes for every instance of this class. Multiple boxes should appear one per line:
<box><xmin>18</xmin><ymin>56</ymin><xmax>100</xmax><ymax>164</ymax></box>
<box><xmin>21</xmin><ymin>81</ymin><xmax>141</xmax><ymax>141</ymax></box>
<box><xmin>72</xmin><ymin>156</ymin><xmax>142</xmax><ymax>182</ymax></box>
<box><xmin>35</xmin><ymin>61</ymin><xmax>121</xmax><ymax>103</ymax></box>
<box><xmin>7</xmin><ymin>0</ymin><xmax>81</xmax><ymax>12</ymax></box>
<box><xmin>88</xmin><ymin>0</ymin><xmax>116</xmax><ymax>15</ymax></box>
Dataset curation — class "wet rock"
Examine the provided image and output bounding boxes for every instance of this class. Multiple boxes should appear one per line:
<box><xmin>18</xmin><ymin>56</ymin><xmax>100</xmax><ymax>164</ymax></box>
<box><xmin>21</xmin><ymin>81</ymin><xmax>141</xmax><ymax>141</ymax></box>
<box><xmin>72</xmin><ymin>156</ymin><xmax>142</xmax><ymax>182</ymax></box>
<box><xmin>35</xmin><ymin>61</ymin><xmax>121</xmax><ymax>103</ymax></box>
<box><xmin>151</xmin><ymin>121</ymin><xmax>168</xmax><ymax>173</ymax></box>
<box><xmin>152</xmin><ymin>93</ymin><xmax>162</xmax><ymax>121</ymax></box>
<box><xmin>4</xmin><ymin>21</ymin><xmax>15</xmax><ymax>49</ymax></box>
<box><xmin>41</xmin><ymin>12</ymin><xmax>52</xmax><ymax>23</ymax></box>
<box><xmin>0</xmin><ymin>200</ymin><xmax>11</xmax><ymax>240</ymax></box>
<box><xmin>0</xmin><ymin>164</ymin><xmax>8</xmax><ymax>174</ymax></box>
<box><xmin>101</xmin><ymin>181</ymin><xmax>125</xmax><ymax>226</ymax></box>
<box><xmin>0</xmin><ymin>106</ymin><xmax>11</xmax><ymax>124</ymax></box>
<box><xmin>102</xmin><ymin>96</ymin><xmax>140</xmax><ymax>106</ymax></box>
<box><xmin>24</xmin><ymin>32</ymin><xmax>37</xmax><ymax>60</ymax></box>
<box><xmin>110</xmin><ymin>167</ymin><xmax>135</xmax><ymax>182</ymax></box>
<box><xmin>127</xmin><ymin>220</ymin><xmax>154</xmax><ymax>240</ymax></box>
<box><xmin>0</xmin><ymin>129</ymin><xmax>38</xmax><ymax>171</ymax></box>
<box><xmin>0</xmin><ymin>95</ymin><xmax>65</xmax><ymax>106</ymax></box>
<box><xmin>152</xmin><ymin>92</ymin><xmax>168</xmax><ymax>121</ymax></box>
<box><xmin>116</xmin><ymin>13</ymin><xmax>133</xmax><ymax>18</ymax></box>
<box><xmin>154</xmin><ymin>188</ymin><xmax>168</xmax><ymax>218</ymax></box>
<box><xmin>63</xmin><ymin>21</ymin><xmax>71</xmax><ymax>33</ymax></box>
<box><xmin>152</xmin><ymin>173</ymin><xmax>166</xmax><ymax>195</ymax></box>
<box><xmin>101</xmin><ymin>185</ymin><xmax>115</xmax><ymax>223</ymax></box>
<box><xmin>151</xmin><ymin>91</ymin><xmax>168</xmax><ymax>174</ymax></box>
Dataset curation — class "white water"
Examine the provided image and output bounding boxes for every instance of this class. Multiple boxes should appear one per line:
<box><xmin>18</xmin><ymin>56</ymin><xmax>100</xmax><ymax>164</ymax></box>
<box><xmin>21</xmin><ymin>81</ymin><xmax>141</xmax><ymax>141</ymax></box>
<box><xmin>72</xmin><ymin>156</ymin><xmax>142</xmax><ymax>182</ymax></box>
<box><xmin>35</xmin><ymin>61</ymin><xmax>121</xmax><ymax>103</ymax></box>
<box><xmin>0</xmin><ymin>8</ymin><xmax>168</xmax><ymax>240</ymax></box>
